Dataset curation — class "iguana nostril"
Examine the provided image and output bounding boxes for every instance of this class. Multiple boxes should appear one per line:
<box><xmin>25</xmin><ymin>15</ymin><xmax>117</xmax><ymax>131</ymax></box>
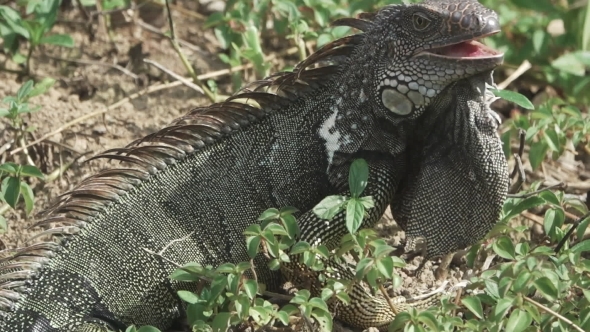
<box><xmin>482</xmin><ymin>16</ymin><xmax>500</xmax><ymax>34</ymax></box>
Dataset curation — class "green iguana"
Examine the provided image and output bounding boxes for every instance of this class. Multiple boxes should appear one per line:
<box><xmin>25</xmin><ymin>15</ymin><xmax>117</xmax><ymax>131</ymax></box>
<box><xmin>0</xmin><ymin>0</ymin><xmax>508</xmax><ymax>330</ymax></box>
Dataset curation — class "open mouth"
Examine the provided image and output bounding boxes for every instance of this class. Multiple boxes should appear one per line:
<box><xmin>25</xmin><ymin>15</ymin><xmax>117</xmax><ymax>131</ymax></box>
<box><xmin>421</xmin><ymin>33</ymin><xmax>503</xmax><ymax>60</ymax></box>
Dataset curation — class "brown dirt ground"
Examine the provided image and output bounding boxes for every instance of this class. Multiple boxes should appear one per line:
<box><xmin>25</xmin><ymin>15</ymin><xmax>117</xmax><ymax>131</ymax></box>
<box><xmin>0</xmin><ymin>2</ymin><xmax>588</xmax><ymax>332</ymax></box>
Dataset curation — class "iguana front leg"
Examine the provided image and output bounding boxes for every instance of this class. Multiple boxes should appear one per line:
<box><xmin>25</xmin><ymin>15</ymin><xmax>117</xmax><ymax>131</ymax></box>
<box><xmin>283</xmin><ymin>155</ymin><xmax>441</xmax><ymax>329</ymax></box>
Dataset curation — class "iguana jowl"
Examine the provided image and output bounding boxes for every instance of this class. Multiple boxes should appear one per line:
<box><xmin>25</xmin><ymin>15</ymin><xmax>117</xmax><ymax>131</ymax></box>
<box><xmin>0</xmin><ymin>0</ymin><xmax>508</xmax><ymax>331</ymax></box>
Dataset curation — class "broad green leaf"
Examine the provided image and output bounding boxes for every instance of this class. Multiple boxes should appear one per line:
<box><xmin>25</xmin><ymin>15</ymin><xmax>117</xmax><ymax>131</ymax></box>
<box><xmin>538</xmin><ymin>190</ymin><xmax>560</xmax><ymax>206</ymax></box>
<box><xmin>492</xmin><ymin>298</ymin><xmax>514</xmax><ymax>320</ymax></box>
<box><xmin>533</xmin><ymin>276</ymin><xmax>558</xmax><ymax>301</ymax></box>
<box><xmin>281</xmin><ymin>213</ymin><xmax>299</xmax><ymax>238</ymax></box>
<box><xmin>268</xmin><ymin>258</ymin><xmax>281</xmax><ymax>270</ymax></box>
<box><xmin>0</xmin><ymin>163</ymin><xmax>18</xmax><ymax>174</ymax></box>
<box><xmin>2</xmin><ymin>176</ymin><xmax>20</xmax><ymax>208</ymax></box>
<box><xmin>313</xmin><ymin>195</ymin><xmax>347</xmax><ymax>220</ymax></box>
<box><xmin>245</xmin><ymin>236</ymin><xmax>261</xmax><ymax>258</ymax></box>
<box><xmin>349</xmin><ymin>158</ymin><xmax>369</xmax><ymax>197</ymax></box>
<box><xmin>28</xmin><ymin>77</ymin><xmax>55</xmax><ymax>99</ymax></box>
<box><xmin>577</xmin><ymin>216</ymin><xmax>590</xmax><ymax>241</ymax></box>
<box><xmin>417</xmin><ymin>311</ymin><xmax>440</xmax><ymax>331</ymax></box>
<box><xmin>258</xmin><ymin>208</ymin><xmax>279</xmax><ymax>221</ymax></box>
<box><xmin>264</xmin><ymin>223</ymin><xmax>288</xmax><ymax>236</ymax></box>
<box><xmin>504</xmin><ymin>196</ymin><xmax>546</xmax><ymax>221</ymax></box>
<box><xmin>275</xmin><ymin>310</ymin><xmax>289</xmax><ymax>325</ymax></box>
<box><xmin>461</xmin><ymin>296</ymin><xmax>483</xmax><ymax>319</ymax></box>
<box><xmin>311</xmin><ymin>308</ymin><xmax>333</xmax><ymax>332</ymax></box>
<box><xmin>308</xmin><ymin>297</ymin><xmax>329</xmax><ymax>312</ymax></box>
<box><xmin>20</xmin><ymin>165</ymin><xmax>44</xmax><ymax>179</ymax></box>
<box><xmin>492</xmin><ymin>236</ymin><xmax>516</xmax><ymax>260</ymax></box>
<box><xmin>207</xmin><ymin>275</ymin><xmax>227</xmax><ymax>305</ymax></box>
<box><xmin>551</xmin><ymin>52</ymin><xmax>587</xmax><ymax>76</ymax></box>
<box><xmin>528</xmin><ymin>141</ymin><xmax>548</xmax><ymax>171</ymax></box>
<box><xmin>571</xmin><ymin>239</ymin><xmax>590</xmax><ymax>254</ymax></box>
<box><xmin>136</xmin><ymin>326</ymin><xmax>161</xmax><ymax>332</ymax></box>
<box><xmin>289</xmin><ymin>241</ymin><xmax>310</xmax><ymax>255</ymax></box>
<box><xmin>40</xmin><ymin>33</ymin><xmax>74</xmax><ymax>47</ymax></box>
<box><xmin>491</xmin><ymin>89</ymin><xmax>534</xmax><ymax>110</ymax></box>
<box><xmin>320</xmin><ymin>288</ymin><xmax>333</xmax><ymax>302</ymax></box>
<box><xmin>346</xmin><ymin>198</ymin><xmax>365</xmax><ymax>234</ymax></box>
<box><xmin>215</xmin><ymin>263</ymin><xmax>235</xmax><ymax>273</ymax></box>
<box><xmin>505</xmin><ymin>308</ymin><xmax>532</xmax><ymax>332</ymax></box>
<box><xmin>211</xmin><ymin>312</ymin><xmax>232</xmax><ymax>332</ymax></box>
<box><xmin>177</xmin><ymin>290</ymin><xmax>200</xmax><ymax>304</ymax></box>
<box><xmin>20</xmin><ymin>181</ymin><xmax>34</xmax><ymax>215</ymax></box>
<box><xmin>375</xmin><ymin>256</ymin><xmax>394</xmax><ymax>279</ymax></box>
<box><xmin>16</xmin><ymin>80</ymin><xmax>34</xmax><ymax>102</ymax></box>
<box><xmin>388</xmin><ymin>312</ymin><xmax>411</xmax><ymax>332</ymax></box>
<box><xmin>243</xmin><ymin>279</ymin><xmax>258</xmax><ymax>299</ymax></box>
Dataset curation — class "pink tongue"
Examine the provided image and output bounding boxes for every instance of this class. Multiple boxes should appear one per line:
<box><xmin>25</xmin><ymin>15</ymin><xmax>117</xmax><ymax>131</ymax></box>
<box><xmin>444</xmin><ymin>41</ymin><xmax>488</xmax><ymax>58</ymax></box>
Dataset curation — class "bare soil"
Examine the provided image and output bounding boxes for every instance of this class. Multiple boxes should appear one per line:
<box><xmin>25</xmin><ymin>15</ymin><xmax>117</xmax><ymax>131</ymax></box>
<box><xmin>0</xmin><ymin>2</ymin><xmax>588</xmax><ymax>332</ymax></box>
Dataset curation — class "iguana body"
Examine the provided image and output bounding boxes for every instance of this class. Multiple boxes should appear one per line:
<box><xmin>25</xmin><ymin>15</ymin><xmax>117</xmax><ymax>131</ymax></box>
<box><xmin>0</xmin><ymin>1</ymin><xmax>507</xmax><ymax>331</ymax></box>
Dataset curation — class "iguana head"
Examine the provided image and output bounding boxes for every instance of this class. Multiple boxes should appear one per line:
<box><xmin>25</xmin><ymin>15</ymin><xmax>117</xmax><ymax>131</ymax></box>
<box><xmin>336</xmin><ymin>0</ymin><xmax>503</xmax><ymax>119</ymax></box>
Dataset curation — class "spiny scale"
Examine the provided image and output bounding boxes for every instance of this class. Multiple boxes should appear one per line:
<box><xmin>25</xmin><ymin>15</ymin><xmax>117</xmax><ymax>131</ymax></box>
<box><xmin>0</xmin><ymin>0</ymin><xmax>507</xmax><ymax>331</ymax></box>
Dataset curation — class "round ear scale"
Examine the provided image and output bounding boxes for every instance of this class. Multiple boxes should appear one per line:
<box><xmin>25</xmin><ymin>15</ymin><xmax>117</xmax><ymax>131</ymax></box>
<box><xmin>381</xmin><ymin>88</ymin><xmax>413</xmax><ymax>115</ymax></box>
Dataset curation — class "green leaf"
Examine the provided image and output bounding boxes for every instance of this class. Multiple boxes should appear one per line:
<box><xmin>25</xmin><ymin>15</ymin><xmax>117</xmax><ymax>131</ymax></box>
<box><xmin>349</xmin><ymin>158</ymin><xmax>369</xmax><ymax>197</ymax></box>
<box><xmin>571</xmin><ymin>239</ymin><xmax>590</xmax><ymax>254</ymax></box>
<box><xmin>268</xmin><ymin>258</ymin><xmax>281</xmax><ymax>270</ymax></box>
<box><xmin>505</xmin><ymin>308</ymin><xmax>532</xmax><ymax>332</ymax></box>
<box><xmin>533</xmin><ymin>276</ymin><xmax>558</xmax><ymax>301</ymax></box>
<box><xmin>211</xmin><ymin>312</ymin><xmax>232</xmax><ymax>332</ymax></box>
<box><xmin>28</xmin><ymin>77</ymin><xmax>55</xmax><ymax>99</ymax></box>
<box><xmin>16</xmin><ymin>80</ymin><xmax>34</xmax><ymax>102</ymax></box>
<box><xmin>258</xmin><ymin>208</ymin><xmax>280</xmax><ymax>221</ymax></box>
<box><xmin>528</xmin><ymin>141</ymin><xmax>548</xmax><ymax>171</ymax></box>
<box><xmin>177</xmin><ymin>290</ymin><xmax>200</xmax><ymax>304</ymax></box>
<box><xmin>40</xmin><ymin>33</ymin><xmax>74</xmax><ymax>47</ymax></box>
<box><xmin>20</xmin><ymin>165</ymin><xmax>44</xmax><ymax>179</ymax></box>
<box><xmin>504</xmin><ymin>196</ymin><xmax>546</xmax><ymax>221</ymax></box>
<box><xmin>577</xmin><ymin>217</ymin><xmax>590</xmax><ymax>241</ymax></box>
<box><xmin>375</xmin><ymin>256</ymin><xmax>394</xmax><ymax>279</ymax></box>
<box><xmin>308</xmin><ymin>297</ymin><xmax>329</xmax><ymax>313</ymax></box>
<box><xmin>281</xmin><ymin>213</ymin><xmax>299</xmax><ymax>239</ymax></box>
<box><xmin>0</xmin><ymin>163</ymin><xmax>18</xmax><ymax>174</ymax></box>
<box><xmin>491</xmin><ymin>89</ymin><xmax>534</xmax><ymax>110</ymax></box>
<box><xmin>246</xmin><ymin>236</ymin><xmax>261</xmax><ymax>258</ymax></box>
<box><xmin>2</xmin><ymin>176</ymin><xmax>21</xmax><ymax>208</ymax></box>
<box><xmin>289</xmin><ymin>241</ymin><xmax>310</xmax><ymax>255</ymax></box>
<box><xmin>388</xmin><ymin>312</ymin><xmax>411</xmax><ymax>332</ymax></box>
<box><xmin>243</xmin><ymin>279</ymin><xmax>258</xmax><ymax>299</ymax></box>
<box><xmin>136</xmin><ymin>326</ymin><xmax>161</xmax><ymax>332</ymax></box>
<box><xmin>461</xmin><ymin>296</ymin><xmax>483</xmax><ymax>319</ymax></box>
<box><xmin>264</xmin><ymin>223</ymin><xmax>289</xmax><ymax>236</ymax></box>
<box><xmin>310</xmin><ymin>308</ymin><xmax>333</xmax><ymax>332</ymax></box>
<box><xmin>417</xmin><ymin>311</ymin><xmax>440</xmax><ymax>331</ymax></box>
<box><xmin>215</xmin><ymin>263</ymin><xmax>235</xmax><ymax>273</ymax></box>
<box><xmin>492</xmin><ymin>236</ymin><xmax>516</xmax><ymax>260</ymax></box>
<box><xmin>346</xmin><ymin>198</ymin><xmax>365</xmax><ymax>234</ymax></box>
<box><xmin>551</xmin><ymin>52</ymin><xmax>587</xmax><ymax>76</ymax></box>
<box><xmin>538</xmin><ymin>190</ymin><xmax>560</xmax><ymax>206</ymax></box>
<box><xmin>313</xmin><ymin>195</ymin><xmax>347</xmax><ymax>220</ymax></box>
<box><xmin>19</xmin><ymin>181</ymin><xmax>34</xmax><ymax>216</ymax></box>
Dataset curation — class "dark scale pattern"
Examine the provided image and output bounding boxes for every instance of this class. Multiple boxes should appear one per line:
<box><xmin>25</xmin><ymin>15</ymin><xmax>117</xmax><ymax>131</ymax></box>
<box><xmin>391</xmin><ymin>73</ymin><xmax>509</xmax><ymax>260</ymax></box>
<box><xmin>0</xmin><ymin>0</ymin><xmax>508</xmax><ymax>330</ymax></box>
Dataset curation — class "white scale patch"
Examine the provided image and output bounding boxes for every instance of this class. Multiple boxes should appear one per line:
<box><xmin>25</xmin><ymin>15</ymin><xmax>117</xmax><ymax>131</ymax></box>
<box><xmin>319</xmin><ymin>105</ymin><xmax>341</xmax><ymax>167</ymax></box>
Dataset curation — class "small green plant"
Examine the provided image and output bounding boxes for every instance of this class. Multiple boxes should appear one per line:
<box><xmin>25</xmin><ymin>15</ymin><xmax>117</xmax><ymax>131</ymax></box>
<box><xmin>0</xmin><ymin>0</ymin><xmax>74</xmax><ymax>73</ymax></box>
<box><xmin>0</xmin><ymin>79</ymin><xmax>54</xmax><ymax>233</ymax></box>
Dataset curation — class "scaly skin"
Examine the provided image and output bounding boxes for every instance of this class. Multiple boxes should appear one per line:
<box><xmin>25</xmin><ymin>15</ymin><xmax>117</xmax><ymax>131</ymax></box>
<box><xmin>0</xmin><ymin>1</ymin><xmax>506</xmax><ymax>331</ymax></box>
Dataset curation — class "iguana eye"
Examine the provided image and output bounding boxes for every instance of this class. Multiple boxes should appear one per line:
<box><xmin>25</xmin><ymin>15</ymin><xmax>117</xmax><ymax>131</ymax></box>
<box><xmin>412</xmin><ymin>13</ymin><xmax>431</xmax><ymax>30</ymax></box>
